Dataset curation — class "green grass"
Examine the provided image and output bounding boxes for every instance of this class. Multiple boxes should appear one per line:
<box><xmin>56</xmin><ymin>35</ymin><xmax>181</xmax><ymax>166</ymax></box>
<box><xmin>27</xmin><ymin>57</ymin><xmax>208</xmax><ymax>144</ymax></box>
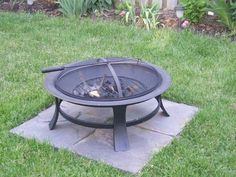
<box><xmin>0</xmin><ymin>12</ymin><xmax>236</xmax><ymax>177</ymax></box>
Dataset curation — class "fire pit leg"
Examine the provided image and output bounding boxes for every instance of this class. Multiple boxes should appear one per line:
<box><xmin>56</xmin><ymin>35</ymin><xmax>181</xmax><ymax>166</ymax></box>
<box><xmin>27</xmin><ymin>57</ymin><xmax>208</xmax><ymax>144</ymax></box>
<box><xmin>113</xmin><ymin>106</ymin><xmax>129</xmax><ymax>152</ymax></box>
<box><xmin>156</xmin><ymin>95</ymin><xmax>170</xmax><ymax>116</ymax></box>
<box><xmin>49</xmin><ymin>97</ymin><xmax>62</xmax><ymax>130</ymax></box>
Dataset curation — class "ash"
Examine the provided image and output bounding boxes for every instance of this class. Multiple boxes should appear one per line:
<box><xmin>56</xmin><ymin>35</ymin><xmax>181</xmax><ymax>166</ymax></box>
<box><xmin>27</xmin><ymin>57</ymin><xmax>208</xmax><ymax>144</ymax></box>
<box><xmin>73</xmin><ymin>76</ymin><xmax>145</xmax><ymax>99</ymax></box>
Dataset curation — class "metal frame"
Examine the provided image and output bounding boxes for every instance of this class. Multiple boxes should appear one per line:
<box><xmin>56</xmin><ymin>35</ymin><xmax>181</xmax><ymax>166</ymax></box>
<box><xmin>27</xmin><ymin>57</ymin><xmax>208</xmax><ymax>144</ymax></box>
<box><xmin>49</xmin><ymin>95</ymin><xmax>169</xmax><ymax>151</ymax></box>
<box><xmin>44</xmin><ymin>57</ymin><xmax>172</xmax><ymax>151</ymax></box>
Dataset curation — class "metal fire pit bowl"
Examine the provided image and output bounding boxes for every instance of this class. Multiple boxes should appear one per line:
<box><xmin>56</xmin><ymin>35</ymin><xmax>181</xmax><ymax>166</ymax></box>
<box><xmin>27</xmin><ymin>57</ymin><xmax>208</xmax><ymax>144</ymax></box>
<box><xmin>42</xmin><ymin>58</ymin><xmax>171</xmax><ymax>151</ymax></box>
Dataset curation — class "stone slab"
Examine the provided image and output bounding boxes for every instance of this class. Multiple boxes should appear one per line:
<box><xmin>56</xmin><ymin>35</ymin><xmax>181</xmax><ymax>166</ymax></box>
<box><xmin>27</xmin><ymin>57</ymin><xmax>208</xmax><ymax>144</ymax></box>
<box><xmin>10</xmin><ymin>102</ymin><xmax>111</xmax><ymax>149</ymax></box>
<box><xmin>129</xmin><ymin>99</ymin><xmax>199</xmax><ymax>136</ymax></box>
<box><xmin>72</xmin><ymin>127</ymin><xmax>172</xmax><ymax>174</ymax></box>
<box><xmin>10</xmin><ymin>99</ymin><xmax>198</xmax><ymax>174</ymax></box>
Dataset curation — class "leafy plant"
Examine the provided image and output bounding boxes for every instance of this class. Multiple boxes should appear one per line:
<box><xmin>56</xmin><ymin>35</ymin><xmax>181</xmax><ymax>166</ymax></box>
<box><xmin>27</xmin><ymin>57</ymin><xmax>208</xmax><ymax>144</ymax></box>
<box><xmin>57</xmin><ymin>0</ymin><xmax>112</xmax><ymax>17</ymax></box>
<box><xmin>123</xmin><ymin>1</ymin><xmax>137</xmax><ymax>25</ymax></box>
<box><xmin>57</xmin><ymin>0</ymin><xmax>85</xmax><ymax>16</ymax></box>
<box><xmin>231</xmin><ymin>1</ymin><xmax>236</xmax><ymax>21</ymax></box>
<box><xmin>116</xmin><ymin>1</ymin><xmax>130</xmax><ymax>11</ymax></box>
<box><xmin>84</xmin><ymin>0</ymin><xmax>112</xmax><ymax>13</ymax></box>
<box><xmin>208</xmin><ymin>0</ymin><xmax>236</xmax><ymax>35</ymax></box>
<box><xmin>123</xmin><ymin>2</ymin><xmax>159</xmax><ymax>30</ymax></box>
<box><xmin>181</xmin><ymin>0</ymin><xmax>207</xmax><ymax>23</ymax></box>
<box><xmin>139</xmin><ymin>3</ymin><xmax>159</xmax><ymax>30</ymax></box>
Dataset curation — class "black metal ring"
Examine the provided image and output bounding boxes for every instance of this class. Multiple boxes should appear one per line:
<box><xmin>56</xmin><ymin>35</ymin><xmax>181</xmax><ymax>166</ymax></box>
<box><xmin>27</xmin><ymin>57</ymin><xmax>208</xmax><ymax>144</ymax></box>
<box><xmin>58</xmin><ymin>98</ymin><xmax>160</xmax><ymax>129</ymax></box>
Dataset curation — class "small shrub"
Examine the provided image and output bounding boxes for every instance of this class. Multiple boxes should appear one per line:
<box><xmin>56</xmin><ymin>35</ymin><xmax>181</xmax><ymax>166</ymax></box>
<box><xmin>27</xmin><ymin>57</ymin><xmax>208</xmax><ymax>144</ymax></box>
<box><xmin>139</xmin><ymin>4</ymin><xmax>159</xmax><ymax>30</ymax></box>
<box><xmin>116</xmin><ymin>1</ymin><xmax>130</xmax><ymax>11</ymax></box>
<box><xmin>57</xmin><ymin>0</ymin><xmax>84</xmax><ymax>17</ymax></box>
<box><xmin>57</xmin><ymin>0</ymin><xmax>113</xmax><ymax>17</ymax></box>
<box><xmin>208</xmin><ymin>0</ymin><xmax>236</xmax><ymax>35</ymax></box>
<box><xmin>123</xmin><ymin>2</ymin><xmax>160</xmax><ymax>30</ymax></box>
<box><xmin>180</xmin><ymin>0</ymin><xmax>207</xmax><ymax>23</ymax></box>
<box><xmin>85</xmin><ymin>0</ymin><xmax>113</xmax><ymax>12</ymax></box>
<box><xmin>123</xmin><ymin>1</ymin><xmax>137</xmax><ymax>25</ymax></box>
<box><xmin>231</xmin><ymin>1</ymin><xmax>236</xmax><ymax>21</ymax></box>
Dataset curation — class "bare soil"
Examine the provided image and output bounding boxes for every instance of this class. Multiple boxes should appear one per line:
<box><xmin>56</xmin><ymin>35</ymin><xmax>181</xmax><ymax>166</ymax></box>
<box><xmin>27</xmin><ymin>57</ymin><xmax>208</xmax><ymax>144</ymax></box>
<box><xmin>159</xmin><ymin>9</ymin><xmax>229</xmax><ymax>37</ymax></box>
<box><xmin>0</xmin><ymin>0</ymin><xmax>61</xmax><ymax>16</ymax></box>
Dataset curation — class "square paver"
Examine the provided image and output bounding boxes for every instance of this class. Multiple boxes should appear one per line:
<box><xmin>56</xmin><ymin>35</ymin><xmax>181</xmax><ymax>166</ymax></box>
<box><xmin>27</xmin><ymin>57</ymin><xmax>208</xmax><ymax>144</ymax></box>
<box><xmin>11</xmin><ymin>99</ymin><xmax>198</xmax><ymax>174</ymax></box>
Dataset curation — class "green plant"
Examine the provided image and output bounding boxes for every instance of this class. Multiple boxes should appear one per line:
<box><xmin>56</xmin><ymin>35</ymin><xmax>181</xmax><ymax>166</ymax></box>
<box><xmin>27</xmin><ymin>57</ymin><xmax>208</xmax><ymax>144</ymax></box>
<box><xmin>231</xmin><ymin>1</ymin><xmax>236</xmax><ymax>21</ymax></box>
<box><xmin>123</xmin><ymin>1</ymin><xmax>137</xmax><ymax>25</ymax></box>
<box><xmin>181</xmin><ymin>0</ymin><xmax>207</xmax><ymax>23</ymax></box>
<box><xmin>84</xmin><ymin>0</ymin><xmax>112</xmax><ymax>12</ymax></box>
<box><xmin>57</xmin><ymin>0</ymin><xmax>85</xmax><ymax>17</ymax></box>
<box><xmin>123</xmin><ymin>2</ymin><xmax>159</xmax><ymax>30</ymax></box>
<box><xmin>139</xmin><ymin>3</ymin><xmax>159</xmax><ymax>30</ymax></box>
<box><xmin>116</xmin><ymin>1</ymin><xmax>130</xmax><ymax>11</ymax></box>
<box><xmin>57</xmin><ymin>0</ymin><xmax>112</xmax><ymax>16</ymax></box>
<box><xmin>208</xmin><ymin>0</ymin><xmax>236</xmax><ymax>35</ymax></box>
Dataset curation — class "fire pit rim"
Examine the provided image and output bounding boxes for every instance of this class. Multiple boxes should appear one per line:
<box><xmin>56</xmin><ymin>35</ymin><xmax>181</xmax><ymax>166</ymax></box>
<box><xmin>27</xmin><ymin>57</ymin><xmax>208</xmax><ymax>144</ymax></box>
<box><xmin>44</xmin><ymin>58</ymin><xmax>171</xmax><ymax>107</ymax></box>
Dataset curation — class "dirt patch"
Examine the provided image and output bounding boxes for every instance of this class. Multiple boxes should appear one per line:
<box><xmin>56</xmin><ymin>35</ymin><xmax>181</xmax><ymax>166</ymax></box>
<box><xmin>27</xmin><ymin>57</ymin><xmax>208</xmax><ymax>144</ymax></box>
<box><xmin>159</xmin><ymin>9</ymin><xmax>178</xmax><ymax>28</ymax></box>
<box><xmin>191</xmin><ymin>16</ymin><xmax>228</xmax><ymax>37</ymax></box>
<box><xmin>159</xmin><ymin>9</ymin><xmax>229</xmax><ymax>37</ymax></box>
<box><xmin>0</xmin><ymin>0</ymin><xmax>61</xmax><ymax>16</ymax></box>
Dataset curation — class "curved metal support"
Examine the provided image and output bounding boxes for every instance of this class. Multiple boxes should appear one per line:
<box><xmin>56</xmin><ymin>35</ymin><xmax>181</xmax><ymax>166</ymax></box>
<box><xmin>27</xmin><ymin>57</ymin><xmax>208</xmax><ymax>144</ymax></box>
<box><xmin>156</xmin><ymin>95</ymin><xmax>169</xmax><ymax>116</ymax></box>
<box><xmin>107</xmin><ymin>63</ymin><xmax>123</xmax><ymax>98</ymax></box>
<box><xmin>126</xmin><ymin>98</ymin><xmax>160</xmax><ymax>126</ymax></box>
<box><xmin>57</xmin><ymin>99</ymin><xmax>160</xmax><ymax>129</ymax></box>
<box><xmin>49</xmin><ymin>98</ymin><xmax>62</xmax><ymax>130</ymax></box>
<box><xmin>59</xmin><ymin>108</ymin><xmax>111</xmax><ymax>128</ymax></box>
<box><xmin>113</xmin><ymin>106</ymin><xmax>129</xmax><ymax>151</ymax></box>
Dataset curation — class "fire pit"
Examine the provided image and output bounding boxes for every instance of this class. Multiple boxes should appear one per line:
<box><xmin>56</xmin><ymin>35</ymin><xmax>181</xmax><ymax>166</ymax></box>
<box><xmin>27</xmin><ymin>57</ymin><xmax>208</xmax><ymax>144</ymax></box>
<box><xmin>42</xmin><ymin>58</ymin><xmax>171</xmax><ymax>151</ymax></box>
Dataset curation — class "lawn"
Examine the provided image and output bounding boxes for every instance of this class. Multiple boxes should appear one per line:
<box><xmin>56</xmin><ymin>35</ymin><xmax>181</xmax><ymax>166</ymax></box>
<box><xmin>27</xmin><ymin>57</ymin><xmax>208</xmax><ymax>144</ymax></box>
<box><xmin>0</xmin><ymin>12</ymin><xmax>235</xmax><ymax>177</ymax></box>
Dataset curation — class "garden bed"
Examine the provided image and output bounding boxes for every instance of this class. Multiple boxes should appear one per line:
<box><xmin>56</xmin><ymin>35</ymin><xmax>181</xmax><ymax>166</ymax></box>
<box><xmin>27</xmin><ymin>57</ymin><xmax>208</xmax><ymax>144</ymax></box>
<box><xmin>159</xmin><ymin>9</ymin><xmax>228</xmax><ymax>37</ymax></box>
<box><xmin>0</xmin><ymin>0</ymin><xmax>231</xmax><ymax>38</ymax></box>
<box><xmin>0</xmin><ymin>0</ymin><xmax>60</xmax><ymax>16</ymax></box>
